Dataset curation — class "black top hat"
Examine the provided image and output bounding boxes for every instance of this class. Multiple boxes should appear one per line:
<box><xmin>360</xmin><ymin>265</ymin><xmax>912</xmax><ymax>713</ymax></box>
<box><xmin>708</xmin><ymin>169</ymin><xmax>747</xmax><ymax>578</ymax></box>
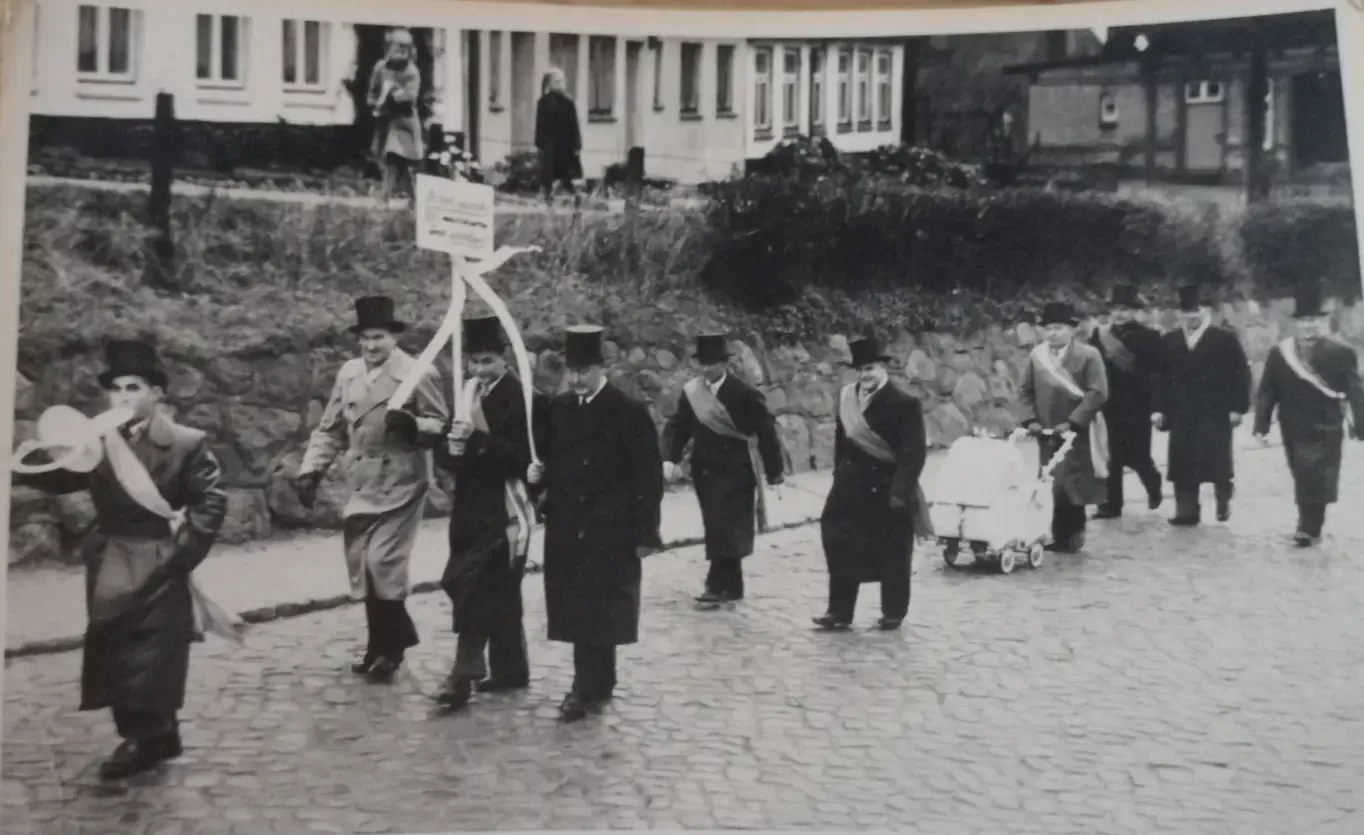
<box><xmin>98</xmin><ymin>339</ymin><xmax>168</xmax><ymax>390</ymax></box>
<box><xmin>464</xmin><ymin>315</ymin><xmax>507</xmax><ymax>354</ymax></box>
<box><xmin>1293</xmin><ymin>280</ymin><xmax>1326</xmax><ymax>319</ymax></box>
<box><xmin>349</xmin><ymin>296</ymin><xmax>406</xmax><ymax>334</ymax></box>
<box><xmin>1111</xmin><ymin>284</ymin><xmax>1145</xmax><ymax>309</ymax></box>
<box><xmin>694</xmin><ymin>334</ymin><xmax>731</xmax><ymax>365</ymax></box>
<box><xmin>564</xmin><ymin>325</ymin><xmax>606</xmax><ymax>368</ymax></box>
<box><xmin>847</xmin><ymin>337</ymin><xmax>891</xmax><ymax>368</ymax></box>
<box><xmin>1039</xmin><ymin>302</ymin><xmax>1080</xmax><ymax>327</ymax></box>
<box><xmin>1176</xmin><ymin>284</ymin><xmax>1205</xmax><ymax>313</ymax></box>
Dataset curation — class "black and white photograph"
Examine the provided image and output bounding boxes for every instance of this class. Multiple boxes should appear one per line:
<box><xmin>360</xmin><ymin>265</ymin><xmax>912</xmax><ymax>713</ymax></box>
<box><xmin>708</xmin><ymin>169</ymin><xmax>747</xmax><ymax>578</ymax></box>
<box><xmin>2</xmin><ymin>0</ymin><xmax>1363</xmax><ymax>832</ymax></box>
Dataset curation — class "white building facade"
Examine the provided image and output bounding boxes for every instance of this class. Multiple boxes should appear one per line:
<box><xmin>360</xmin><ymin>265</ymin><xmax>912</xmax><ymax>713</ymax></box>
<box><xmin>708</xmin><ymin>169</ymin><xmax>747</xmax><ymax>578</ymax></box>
<box><xmin>30</xmin><ymin>1</ymin><xmax>904</xmax><ymax>184</ymax></box>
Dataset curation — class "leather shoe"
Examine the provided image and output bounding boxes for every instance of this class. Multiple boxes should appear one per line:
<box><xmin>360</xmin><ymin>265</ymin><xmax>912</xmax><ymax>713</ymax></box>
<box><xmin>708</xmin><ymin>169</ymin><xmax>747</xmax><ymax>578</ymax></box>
<box><xmin>99</xmin><ymin>736</ymin><xmax>183</xmax><ymax>781</ymax></box>
<box><xmin>1092</xmin><ymin>505</ymin><xmax>1121</xmax><ymax>520</ymax></box>
<box><xmin>434</xmin><ymin>677</ymin><xmax>473</xmax><ymax>709</ymax></box>
<box><xmin>875</xmin><ymin>617</ymin><xmax>903</xmax><ymax>631</ymax></box>
<box><xmin>365</xmin><ymin>655</ymin><xmax>403</xmax><ymax>683</ymax></box>
<box><xmin>1168</xmin><ymin>516</ymin><xmax>1200</xmax><ymax>527</ymax></box>
<box><xmin>475</xmin><ymin>677</ymin><xmax>529</xmax><ymax>694</ymax></box>
<box><xmin>350</xmin><ymin>650</ymin><xmax>377</xmax><ymax>675</ymax></box>
<box><xmin>811</xmin><ymin>614</ymin><xmax>851</xmax><ymax>631</ymax></box>
<box><xmin>558</xmin><ymin>692</ymin><xmax>601</xmax><ymax>723</ymax></box>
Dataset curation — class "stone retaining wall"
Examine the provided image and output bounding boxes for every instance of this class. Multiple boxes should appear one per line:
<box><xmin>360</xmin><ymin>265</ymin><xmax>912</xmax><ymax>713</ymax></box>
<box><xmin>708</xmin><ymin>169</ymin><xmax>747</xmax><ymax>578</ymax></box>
<box><xmin>10</xmin><ymin>298</ymin><xmax>1364</xmax><ymax>566</ymax></box>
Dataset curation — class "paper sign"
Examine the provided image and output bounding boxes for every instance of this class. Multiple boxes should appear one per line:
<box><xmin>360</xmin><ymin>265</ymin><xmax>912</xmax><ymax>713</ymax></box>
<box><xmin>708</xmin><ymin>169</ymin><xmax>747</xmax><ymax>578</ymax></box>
<box><xmin>415</xmin><ymin>174</ymin><xmax>495</xmax><ymax>259</ymax></box>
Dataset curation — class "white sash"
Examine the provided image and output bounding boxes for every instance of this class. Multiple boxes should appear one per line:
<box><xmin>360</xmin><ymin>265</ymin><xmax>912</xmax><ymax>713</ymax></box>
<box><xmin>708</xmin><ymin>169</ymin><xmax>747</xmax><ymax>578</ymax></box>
<box><xmin>682</xmin><ymin>377</ymin><xmax>771</xmax><ymax>533</ymax></box>
<box><xmin>1279</xmin><ymin>338</ymin><xmax>1356</xmax><ymax>432</ymax></box>
<box><xmin>837</xmin><ymin>384</ymin><xmax>934</xmax><ymax>537</ymax></box>
<box><xmin>464</xmin><ymin>378</ymin><xmax>535</xmax><ymax>562</ymax></box>
<box><xmin>102</xmin><ymin>430</ymin><xmax>245</xmax><ymax>645</ymax></box>
<box><xmin>1029</xmin><ymin>345</ymin><xmax>1110</xmax><ymax>479</ymax></box>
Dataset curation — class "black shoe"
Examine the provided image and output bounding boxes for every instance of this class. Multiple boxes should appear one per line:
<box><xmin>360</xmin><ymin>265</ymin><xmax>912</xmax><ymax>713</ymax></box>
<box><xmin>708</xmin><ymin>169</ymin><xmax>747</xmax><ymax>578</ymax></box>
<box><xmin>1293</xmin><ymin>531</ymin><xmax>1319</xmax><ymax>547</ymax></box>
<box><xmin>1147</xmin><ymin>492</ymin><xmax>1164</xmax><ymax>510</ymax></box>
<box><xmin>875</xmin><ymin>617</ymin><xmax>903</xmax><ymax>631</ymax></box>
<box><xmin>433</xmin><ymin>676</ymin><xmax>473</xmax><ymax>709</ymax></box>
<box><xmin>694</xmin><ymin>590</ymin><xmax>722</xmax><ymax>605</ymax></box>
<box><xmin>1216</xmin><ymin>503</ymin><xmax>1231</xmax><ymax>523</ymax></box>
<box><xmin>1093</xmin><ymin>505</ymin><xmax>1121</xmax><ymax>520</ymax></box>
<box><xmin>351</xmin><ymin>651</ymin><xmax>377</xmax><ymax>675</ymax></box>
<box><xmin>1168</xmin><ymin>515</ymin><xmax>1200</xmax><ymax>527</ymax></box>
<box><xmin>365</xmin><ymin>655</ymin><xmax>403</xmax><ymax>684</ymax></box>
<box><xmin>475</xmin><ymin>676</ymin><xmax>529</xmax><ymax>694</ymax></box>
<box><xmin>811</xmin><ymin>614</ymin><xmax>851</xmax><ymax>631</ymax></box>
<box><xmin>558</xmin><ymin>692</ymin><xmax>601</xmax><ymax>723</ymax></box>
<box><xmin>98</xmin><ymin>736</ymin><xmax>183</xmax><ymax>781</ymax></box>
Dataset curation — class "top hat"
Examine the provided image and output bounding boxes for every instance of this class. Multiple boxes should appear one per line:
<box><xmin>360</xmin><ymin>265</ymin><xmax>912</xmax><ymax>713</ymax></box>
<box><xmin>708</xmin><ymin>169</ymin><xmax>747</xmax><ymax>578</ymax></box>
<box><xmin>464</xmin><ymin>315</ymin><xmax>507</xmax><ymax>354</ymax></box>
<box><xmin>1293</xmin><ymin>280</ymin><xmax>1326</xmax><ymax>319</ymax></box>
<box><xmin>846</xmin><ymin>337</ymin><xmax>891</xmax><ymax>368</ymax></box>
<box><xmin>349</xmin><ymin>296</ymin><xmax>407</xmax><ymax>334</ymax></box>
<box><xmin>564</xmin><ymin>325</ymin><xmax>606</xmax><ymax>368</ymax></box>
<box><xmin>1039</xmin><ymin>302</ymin><xmax>1080</xmax><ymax>327</ymax></box>
<box><xmin>1176</xmin><ymin>284</ymin><xmax>1205</xmax><ymax>313</ymax></box>
<box><xmin>1111</xmin><ymin>284</ymin><xmax>1145</xmax><ymax>310</ymax></box>
<box><xmin>694</xmin><ymin>334</ymin><xmax>731</xmax><ymax>365</ymax></box>
<box><xmin>98</xmin><ymin>340</ymin><xmax>168</xmax><ymax>390</ymax></box>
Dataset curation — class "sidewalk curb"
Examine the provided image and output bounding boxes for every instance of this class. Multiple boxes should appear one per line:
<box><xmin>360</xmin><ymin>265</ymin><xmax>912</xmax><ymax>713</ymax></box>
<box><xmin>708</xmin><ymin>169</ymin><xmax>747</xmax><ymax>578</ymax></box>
<box><xmin>3</xmin><ymin>515</ymin><xmax>823</xmax><ymax>661</ymax></box>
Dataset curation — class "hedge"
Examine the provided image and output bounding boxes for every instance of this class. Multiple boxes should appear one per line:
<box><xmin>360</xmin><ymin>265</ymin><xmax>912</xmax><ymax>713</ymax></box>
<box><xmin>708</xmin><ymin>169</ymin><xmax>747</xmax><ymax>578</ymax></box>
<box><xmin>1240</xmin><ymin>201</ymin><xmax>1362</xmax><ymax>301</ymax></box>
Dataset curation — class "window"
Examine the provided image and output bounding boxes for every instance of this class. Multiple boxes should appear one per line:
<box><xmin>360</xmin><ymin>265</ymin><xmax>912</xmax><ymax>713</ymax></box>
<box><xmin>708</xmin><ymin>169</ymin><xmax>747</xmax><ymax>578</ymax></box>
<box><xmin>680</xmin><ymin>42</ymin><xmax>702</xmax><ymax>116</ymax></box>
<box><xmin>1099</xmin><ymin>90</ymin><xmax>1118</xmax><ymax>127</ymax></box>
<box><xmin>652</xmin><ymin>43</ymin><xmax>664</xmax><ymax>110</ymax></box>
<box><xmin>875</xmin><ymin>50</ymin><xmax>892</xmax><ymax>128</ymax></box>
<box><xmin>856</xmin><ymin>48</ymin><xmax>871</xmax><ymax>128</ymax></box>
<box><xmin>548</xmin><ymin>34</ymin><xmax>579</xmax><ymax>99</ymax></box>
<box><xmin>487</xmin><ymin>32</ymin><xmax>503</xmax><ymax>107</ymax></box>
<box><xmin>76</xmin><ymin>5</ymin><xmax>136</xmax><ymax>81</ymax></box>
<box><xmin>753</xmin><ymin>48</ymin><xmax>772</xmax><ymax>134</ymax></box>
<box><xmin>836</xmin><ymin>48</ymin><xmax>851</xmax><ymax>129</ymax></box>
<box><xmin>282</xmin><ymin>19</ymin><xmax>325</xmax><ymax>90</ymax></box>
<box><xmin>1262</xmin><ymin>79</ymin><xmax>1275</xmax><ymax>152</ymax></box>
<box><xmin>781</xmin><ymin>48</ymin><xmax>800</xmax><ymax>134</ymax></box>
<box><xmin>1184</xmin><ymin>80</ymin><xmax>1224</xmax><ymax>104</ymax></box>
<box><xmin>587</xmin><ymin>36</ymin><xmax>616</xmax><ymax>116</ymax></box>
<box><xmin>809</xmin><ymin>50</ymin><xmax>825</xmax><ymax>132</ymax></box>
<box><xmin>716</xmin><ymin>44</ymin><xmax>735</xmax><ymax>115</ymax></box>
<box><xmin>196</xmin><ymin>14</ymin><xmax>245</xmax><ymax>86</ymax></box>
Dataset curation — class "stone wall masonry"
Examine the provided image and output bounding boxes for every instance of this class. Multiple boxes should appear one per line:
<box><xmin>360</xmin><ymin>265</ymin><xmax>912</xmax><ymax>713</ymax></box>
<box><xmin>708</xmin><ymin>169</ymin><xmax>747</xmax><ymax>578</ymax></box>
<box><xmin>10</xmin><ymin>298</ymin><xmax>1364</xmax><ymax>566</ymax></box>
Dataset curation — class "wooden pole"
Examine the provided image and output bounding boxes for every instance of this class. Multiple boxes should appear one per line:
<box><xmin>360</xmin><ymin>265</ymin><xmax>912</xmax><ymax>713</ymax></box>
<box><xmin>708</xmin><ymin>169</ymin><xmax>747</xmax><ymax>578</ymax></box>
<box><xmin>1245</xmin><ymin>25</ymin><xmax>1272</xmax><ymax>204</ymax></box>
<box><xmin>144</xmin><ymin>92</ymin><xmax>177</xmax><ymax>291</ymax></box>
<box><xmin>451</xmin><ymin>257</ymin><xmax>468</xmax><ymax>421</ymax></box>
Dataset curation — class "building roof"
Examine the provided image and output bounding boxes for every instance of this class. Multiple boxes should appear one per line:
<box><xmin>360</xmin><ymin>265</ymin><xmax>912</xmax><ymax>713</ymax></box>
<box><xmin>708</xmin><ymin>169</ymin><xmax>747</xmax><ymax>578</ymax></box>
<box><xmin>1003</xmin><ymin>10</ymin><xmax>1337</xmax><ymax>76</ymax></box>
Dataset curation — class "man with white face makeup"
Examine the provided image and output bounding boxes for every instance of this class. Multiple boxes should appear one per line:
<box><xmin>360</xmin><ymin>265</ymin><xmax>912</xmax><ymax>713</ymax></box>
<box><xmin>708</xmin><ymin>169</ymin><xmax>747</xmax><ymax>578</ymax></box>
<box><xmin>1253</xmin><ymin>280</ymin><xmax>1364</xmax><ymax>546</ymax></box>
<box><xmin>11</xmin><ymin>340</ymin><xmax>227</xmax><ymax>780</ymax></box>
<box><xmin>526</xmin><ymin>326</ymin><xmax>663</xmax><ymax>721</ymax></box>
<box><xmin>1153</xmin><ymin>285</ymin><xmax>1252</xmax><ymax>526</ymax></box>
<box><xmin>815</xmin><ymin>337</ymin><xmax>928</xmax><ymax>632</ymax></box>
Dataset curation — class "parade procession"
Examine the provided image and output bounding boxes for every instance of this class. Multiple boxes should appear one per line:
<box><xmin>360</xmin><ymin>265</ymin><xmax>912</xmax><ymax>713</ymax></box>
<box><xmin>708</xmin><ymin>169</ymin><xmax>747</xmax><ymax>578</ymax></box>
<box><xmin>8</xmin><ymin>171</ymin><xmax>1364</xmax><ymax>786</ymax></box>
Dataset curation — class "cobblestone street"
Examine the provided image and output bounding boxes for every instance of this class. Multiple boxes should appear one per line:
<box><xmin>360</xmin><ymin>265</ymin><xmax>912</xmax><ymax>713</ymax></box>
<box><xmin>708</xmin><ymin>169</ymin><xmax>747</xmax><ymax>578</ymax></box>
<box><xmin>4</xmin><ymin>439</ymin><xmax>1364</xmax><ymax>834</ymax></box>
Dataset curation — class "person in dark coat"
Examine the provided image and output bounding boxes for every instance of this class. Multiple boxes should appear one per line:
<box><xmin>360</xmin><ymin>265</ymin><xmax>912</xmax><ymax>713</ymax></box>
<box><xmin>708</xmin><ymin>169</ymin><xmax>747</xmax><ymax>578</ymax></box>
<box><xmin>1252</xmin><ymin>281</ymin><xmax>1364</xmax><ymax>546</ymax></box>
<box><xmin>367</xmin><ymin>27</ymin><xmax>425</xmax><ymax>203</ymax></box>
<box><xmin>534</xmin><ymin>68</ymin><xmax>583</xmax><ymax>208</ymax></box>
<box><xmin>1153</xmin><ymin>285</ymin><xmax>1252</xmax><ymax>526</ymax></box>
<box><xmin>11</xmin><ymin>340</ymin><xmax>228</xmax><ymax>781</ymax></box>
<box><xmin>428</xmin><ymin>316</ymin><xmax>550</xmax><ymax>710</ymax></box>
<box><xmin>815</xmin><ymin>337</ymin><xmax>928</xmax><ymax>632</ymax></box>
<box><xmin>1021</xmin><ymin>302</ymin><xmax>1110</xmax><ymax>552</ymax></box>
<box><xmin>1089</xmin><ymin>284</ymin><xmax>1165</xmax><ymax>518</ymax></box>
<box><xmin>526</xmin><ymin>326</ymin><xmax>664</xmax><ymax>722</ymax></box>
<box><xmin>662</xmin><ymin>334</ymin><xmax>785</xmax><ymax>608</ymax></box>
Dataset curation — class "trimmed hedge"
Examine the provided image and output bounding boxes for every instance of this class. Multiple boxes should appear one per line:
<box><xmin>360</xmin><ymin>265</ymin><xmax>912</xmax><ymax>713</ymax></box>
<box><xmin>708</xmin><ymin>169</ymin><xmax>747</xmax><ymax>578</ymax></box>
<box><xmin>1240</xmin><ymin>202</ymin><xmax>1362</xmax><ymax>301</ymax></box>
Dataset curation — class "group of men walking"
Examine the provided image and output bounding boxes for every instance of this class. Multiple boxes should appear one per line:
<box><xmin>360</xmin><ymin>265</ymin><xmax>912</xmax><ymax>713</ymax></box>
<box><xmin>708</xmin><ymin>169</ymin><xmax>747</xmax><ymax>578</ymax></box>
<box><xmin>12</xmin><ymin>276</ymin><xmax>1364</xmax><ymax>780</ymax></box>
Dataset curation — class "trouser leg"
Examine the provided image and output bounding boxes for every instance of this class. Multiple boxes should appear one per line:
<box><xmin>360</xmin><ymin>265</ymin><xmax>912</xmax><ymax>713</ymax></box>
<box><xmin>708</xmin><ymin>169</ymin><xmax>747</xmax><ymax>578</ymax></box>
<box><xmin>827</xmin><ymin>576</ymin><xmax>859</xmax><ymax>624</ymax></box>
<box><xmin>1134</xmin><ymin>453</ymin><xmax>1163</xmax><ymax>501</ymax></box>
<box><xmin>451</xmin><ymin>633</ymin><xmax>489</xmax><ymax>682</ymax></box>
<box><xmin>880</xmin><ymin>577</ymin><xmax>911</xmax><ymax>622</ymax></box>
<box><xmin>488</xmin><ymin>618</ymin><xmax>530</xmax><ymax>683</ymax></box>
<box><xmin>707</xmin><ymin>559</ymin><xmax>744</xmax><ymax>598</ymax></box>
<box><xmin>1104</xmin><ymin>467</ymin><xmax>1125</xmax><ymax>511</ymax></box>
<box><xmin>1214</xmin><ymin>481</ymin><xmax>1234</xmax><ymax>518</ymax></box>
<box><xmin>112</xmin><ymin>708</ymin><xmax>178</xmax><ymax>743</ymax></box>
<box><xmin>365</xmin><ymin>570</ymin><xmax>419</xmax><ymax>658</ymax></box>
<box><xmin>572</xmin><ymin>644</ymin><xmax>617</xmax><ymax>702</ymax></box>
<box><xmin>1173</xmin><ymin>482</ymin><xmax>1201</xmax><ymax>520</ymax></box>
<box><xmin>1298</xmin><ymin>503</ymin><xmax>1327</xmax><ymax>537</ymax></box>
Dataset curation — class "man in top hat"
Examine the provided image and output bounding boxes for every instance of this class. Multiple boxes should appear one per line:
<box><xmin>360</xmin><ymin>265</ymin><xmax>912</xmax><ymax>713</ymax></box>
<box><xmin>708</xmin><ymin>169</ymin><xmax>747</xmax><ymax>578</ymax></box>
<box><xmin>1088</xmin><ymin>284</ymin><xmax>1166</xmax><ymax>518</ymax></box>
<box><xmin>662</xmin><ymin>334</ymin><xmax>785</xmax><ymax>608</ymax></box>
<box><xmin>525</xmin><ymin>326</ymin><xmax>664</xmax><ymax>721</ymax></box>
<box><xmin>12</xmin><ymin>339</ymin><xmax>228</xmax><ymax>780</ymax></box>
<box><xmin>1152</xmin><ymin>284</ymin><xmax>1251</xmax><ymax>526</ymax></box>
<box><xmin>427</xmin><ymin>315</ymin><xmax>550</xmax><ymax>710</ymax></box>
<box><xmin>815</xmin><ymin>336</ymin><xmax>928</xmax><ymax>631</ymax></box>
<box><xmin>1020</xmin><ymin>301</ymin><xmax>1110</xmax><ymax>552</ymax></box>
<box><xmin>1253</xmin><ymin>280</ymin><xmax>1364</xmax><ymax>546</ymax></box>
<box><xmin>295</xmin><ymin>296</ymin><xmax>449</xmax><ymax>683</ymax></box>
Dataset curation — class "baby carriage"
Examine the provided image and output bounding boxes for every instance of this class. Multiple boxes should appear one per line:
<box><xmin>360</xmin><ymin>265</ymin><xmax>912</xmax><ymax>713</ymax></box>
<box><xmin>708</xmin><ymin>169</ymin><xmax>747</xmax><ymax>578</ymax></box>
<box><xmin>925</xmin><ymin>428</ymin><xmax>1077</xmax><ymax>574</ymax></box>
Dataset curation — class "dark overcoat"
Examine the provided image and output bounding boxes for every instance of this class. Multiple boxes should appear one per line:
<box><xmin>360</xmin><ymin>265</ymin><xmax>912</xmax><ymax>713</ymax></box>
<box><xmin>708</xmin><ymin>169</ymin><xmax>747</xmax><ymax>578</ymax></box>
<box><xmin>432</xmin><ymin>375</ymin><xmax>551</xmax><ymax>636</ymax></box>
<box><xmin>15</xmin><ymin>414</ymin><xmax>226</xmax><ymax>714</ymax></box>
<box><xmin>1020</xmin><ymin>341</ymin><xmax>1110</xmax><ymax>505</ymax></box>
<box><xmin>1252</xmin><ymin>337</ymin><xmax>1364</xmax><ymax>505</ymax></box>
<box><xmin>1153</xmin><ymin>326</ymin><xmax>1251</xmax><ymax>485</ymax></box>
<box><xmin>661</xmin><ymin>375</ymin><xmax>785</xmax><ymax>561</ymax></box>
<box><xmin>540</xmin><ymin>383</ymin><xmax>664</xmax><ymax>646</ymax></box>
<box><xmin>535</xmin><ymin>91</ymin><xmax>583</xmax><ymax>182</ymax></box>
<box><xmin>820</xmin><ymin>383</ymin><xmax>927</xmax><ymax>583</ymax></box>
<box><xmin>1090</xmin><ymin>321</ymin><xmax>1163</xmax><ymax>467</ymax></box>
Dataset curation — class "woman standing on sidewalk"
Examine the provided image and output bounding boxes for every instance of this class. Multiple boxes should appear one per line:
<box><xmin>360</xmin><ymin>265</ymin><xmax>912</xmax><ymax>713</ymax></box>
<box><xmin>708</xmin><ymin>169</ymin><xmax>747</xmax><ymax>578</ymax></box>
<box><xmin>367</xmin><ymin>28</ymin><xmax>424</xmax><ymax>204</ymax></box>
<box><xmin>534</xmin><ymin>68</ymin><xmax>583</xmax><ymax>209</ymax></box>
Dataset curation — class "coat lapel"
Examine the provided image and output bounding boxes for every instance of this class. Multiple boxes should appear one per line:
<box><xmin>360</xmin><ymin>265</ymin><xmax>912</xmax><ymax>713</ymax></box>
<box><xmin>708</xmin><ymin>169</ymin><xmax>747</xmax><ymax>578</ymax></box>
<box><xmin>559</xmin><ymin>383</ymin><xmax>615</xmax><ymax>450</ymax></box>
<box><xmin>353</xmin><ymin>352</ymin><xmax>404</xmax><ymax>425</ymax></box>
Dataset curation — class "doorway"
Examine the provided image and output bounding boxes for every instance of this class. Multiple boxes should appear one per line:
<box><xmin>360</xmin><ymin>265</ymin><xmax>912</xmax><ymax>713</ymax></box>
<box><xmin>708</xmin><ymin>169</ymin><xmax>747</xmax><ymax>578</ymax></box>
<box><xmin>625</xmin><ymin>41</ymin><xmax>644</xmax><ymax>149</ymax></box>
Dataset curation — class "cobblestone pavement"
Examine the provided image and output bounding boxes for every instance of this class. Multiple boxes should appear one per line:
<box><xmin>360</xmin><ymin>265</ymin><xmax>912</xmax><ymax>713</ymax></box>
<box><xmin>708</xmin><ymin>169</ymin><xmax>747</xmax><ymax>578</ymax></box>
<box><xmin>4</xmin><ymin>439</ymin><xmax>1364</xmax><ymax>834</ymax></box>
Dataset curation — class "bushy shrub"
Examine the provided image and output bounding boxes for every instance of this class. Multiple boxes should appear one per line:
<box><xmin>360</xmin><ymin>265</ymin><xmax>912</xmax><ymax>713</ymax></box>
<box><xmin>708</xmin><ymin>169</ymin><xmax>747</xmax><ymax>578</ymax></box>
<box><xmin>492</xmin><ymin>150</ymin><xmax>542</xmax><ymax>194</ymax></box>
<box><xmin>1239</xmin><ymin>202</ymin><xmax>1361</xmax><ymax>301</ymax></box>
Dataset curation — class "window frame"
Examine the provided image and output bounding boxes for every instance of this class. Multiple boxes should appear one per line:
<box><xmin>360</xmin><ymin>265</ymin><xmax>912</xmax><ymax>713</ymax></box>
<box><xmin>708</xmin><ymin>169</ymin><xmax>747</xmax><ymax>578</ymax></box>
<box><xmin>855</xmin><ymin>47</ymin><xmax>872</xmax><ymax>131</ymax></box>
<box><xmin>679</xmin><ymin>41</ymin><xmax>703</xmax><ymax>118</ymax></box>
<box><xmin>874</xmin><ymin>49</ymin><xmax>893</xmax><ymax>130</ymax></box>
<box><xmin>281</xmin><ymin>18</ymin><xmax>327</xmax><ymax>93</ymax></box>
<box><xmin>76</xmin><ymin>5</ymin><xmax>139</xmax><ymax>84</ymax></box>
<box><xmin>836</xmin><ymin>48</ymin><xmax>852</xmax><ymax>132</ymax></box>
<box><xmin>1184</xmin><ymin>79</ymin><xmax>1225</xmax><ymax>105</ymax></box>
<box><xmin>715</xmin><ymin>43</ymin><xmax>736</xmax><ymax>117</ymax></box>
<box><xmin>196</xmin><ymin>13</ymin><xmax>248</xmax><ymax>90</ymax></box>
<box><xmin>587</xmin><ymin>35</ymin><xmax>617</xmax><ymax>118</ymax></box>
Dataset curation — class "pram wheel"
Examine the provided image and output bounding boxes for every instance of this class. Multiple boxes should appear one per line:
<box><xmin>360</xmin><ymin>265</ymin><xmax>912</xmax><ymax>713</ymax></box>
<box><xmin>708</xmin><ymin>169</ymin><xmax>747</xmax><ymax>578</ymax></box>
<box><xmin>1027</xmin><ymin>543</ymin><xmax>1045</xmax><ymax>569</ymax></box>
<box><xmin>942</xmin><ymin>540</ymin><xmax>963</xmax><ymax>568</ymax></box>
<box><xmin>998</xmin><ymin>551</ymin><xmax>1017</xmax><ymax>574</ymax></box>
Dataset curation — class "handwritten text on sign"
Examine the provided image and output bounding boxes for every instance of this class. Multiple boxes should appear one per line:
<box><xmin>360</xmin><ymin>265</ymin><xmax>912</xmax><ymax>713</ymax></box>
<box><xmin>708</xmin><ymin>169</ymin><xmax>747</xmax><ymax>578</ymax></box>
<box><xmin>415</xmin><ymin>174</ymin><xmax>495</xmax><ymax>259</ymax></box>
